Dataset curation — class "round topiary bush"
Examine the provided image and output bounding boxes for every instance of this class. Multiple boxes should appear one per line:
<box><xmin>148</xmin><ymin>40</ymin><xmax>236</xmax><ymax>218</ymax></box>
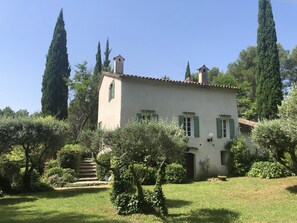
<box><xmin>57</xmin><ymin>144</ymin><xmax>82</xmax><ymax>171</ymax></box>
<box><xmin>165</xmin><ymin>163</ymin><xmax>186</xmax><ymax>184</ymax></box>
<box><xmin>247</xmin><ymin>161</ymin><xmax>293</xmax><ymax>178</ymax></box>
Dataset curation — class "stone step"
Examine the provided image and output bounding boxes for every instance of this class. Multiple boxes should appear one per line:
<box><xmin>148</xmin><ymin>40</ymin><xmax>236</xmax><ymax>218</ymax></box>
<box><xmin>71</xmin><ymin>180</ymin><xmax>108</xmax><ymax>185</ymax></box>
<box><xmin>79</xmin><ymin>165</ymin><xmax>96</xmax><ymax>169</ymax></box>
<box><xmin>76</xmin><ymin>177</ymin><xmax>99</xmax><ymax>182</ymax></box>
<box><xmin>79</xmin><ymin>169</ymin><xmax>95</xmax><ymax>172</ymax></box>
<box><xmin>78</xmin><ymin>172</ymin><xmax>96</xmax><ymax>177</ymax></box>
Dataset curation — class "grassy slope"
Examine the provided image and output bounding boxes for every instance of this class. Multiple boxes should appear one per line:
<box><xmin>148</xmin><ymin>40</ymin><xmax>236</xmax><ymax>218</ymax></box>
<box><xmin>0</xmin><ymin>177</ymin><xmax>296</xmax><ymax>223</ymax></box>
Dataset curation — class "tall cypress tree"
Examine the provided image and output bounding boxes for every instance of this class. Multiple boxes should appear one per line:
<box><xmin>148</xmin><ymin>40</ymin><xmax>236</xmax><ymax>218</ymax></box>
<box><xmin>94</xmin><ymin>41</ymin><xmax>102</xmax><ymax>75</ymax></box>
<box><xmin>185</xmin><ymin>61</ymin><xmax>191</xmax><ymax>80</ymax></box>
<box><xmin>256</xmin><ymin>0</ymin><xmax>283</xmax><ymax>120</ymax></box>
<box><xmin>41</xmin><ymin>9</ymin><xmax>70</xmax><ymax>119</ymax></box>
<box><xmin>103</xmin><ymin>38</ymin><xmax>112</xmax><ymax>71</ymax></box>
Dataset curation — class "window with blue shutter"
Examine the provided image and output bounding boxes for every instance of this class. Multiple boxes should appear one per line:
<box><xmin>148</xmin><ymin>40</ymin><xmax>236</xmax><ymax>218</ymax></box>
<box><xmin>194</xmin><ymin>116</ymin><xmax>200</xmax><ymax>138</ymax></box>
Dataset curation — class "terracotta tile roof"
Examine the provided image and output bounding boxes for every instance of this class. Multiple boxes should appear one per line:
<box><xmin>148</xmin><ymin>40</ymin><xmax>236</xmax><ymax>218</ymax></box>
<box><xmin>103</xmin><ymin>72</ymin><xmax>239</xmax><ymax>91</ymax></box>
<box><xmin>238</xmin><ymin>118</ymin><xmax>257</xmax><ymax>127</ymax></box>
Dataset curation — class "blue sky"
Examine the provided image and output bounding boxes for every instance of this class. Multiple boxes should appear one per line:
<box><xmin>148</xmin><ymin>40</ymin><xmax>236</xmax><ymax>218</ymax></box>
<box><xmin>0</xmin><ymin>0</ymin><xmax>297</xmax><ymax>113</ymax></box>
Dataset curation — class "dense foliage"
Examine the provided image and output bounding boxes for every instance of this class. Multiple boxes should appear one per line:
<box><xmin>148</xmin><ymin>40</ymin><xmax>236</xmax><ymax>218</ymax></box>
<box><xmin>104</xmin><ymin>120</ymin><xmax>188</xmax><ymax>215</ymax></box>
<box><xmin>96</xmin><ymin>152</ymin><xmax>111</xmax><ymax>180</ymax></box>
<box><xmin>42</xmin><ymin>167</ymin><xmax>76</xmax><ymax>187</ymax></box>
<box><xmin>256</xmin><ymin>0</ymin><xmax>282</xmax><ymax>119</ymax></box>
<box><xmin>57</xmin><ymin>144</ymin><xmax>82</xmax><ymax>171</ymax></box>
<box><xmin>67</xmin><ymin>62</ymin><xmax>101</xmax><ymax>139</ymax></box>
<box><xmin>247</xmin><ymin>161</ymin><xmax>293</xmax><ymax>178</ymax></box>
<box><xmin>41</xmin><ymin>9</ymin><xmax>70</xmax><ymax>120</ymax></box>
<box><xmin>165</xmin><ymin>163</ymin><xmax>186</xmax><ymax>183</ymax></box>
<box><xmin>0</xmin><ymin>116</ymin><xmax>68</xmax><ymax>191</ymax></box>
<box><xmin>225</xmin><ymin>137</ymin><xmax>254</xmax><ymax>176</ymax></box>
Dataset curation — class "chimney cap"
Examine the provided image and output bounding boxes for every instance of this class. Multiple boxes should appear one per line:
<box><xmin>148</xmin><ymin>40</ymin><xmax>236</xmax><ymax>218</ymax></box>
<box><xmin>113</xmin><ymin>54</ymin><xmax>125</xmax><ymax>61</ymax></box>
<box><xmin>198</xmin><ymin>64</ymin><xmax>209</xmax><ymax>71</ymax></box>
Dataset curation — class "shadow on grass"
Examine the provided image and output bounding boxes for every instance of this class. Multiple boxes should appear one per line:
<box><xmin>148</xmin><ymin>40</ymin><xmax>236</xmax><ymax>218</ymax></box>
<box><xmin>165</xmin><ymin>208</ymin><xmax>240</xmax><ymax>223</ymax></box>
<box><xmin>33</xmin><ymin>187</ymin><xmax>109</xmax><ymax>199</ymax></box>
<box><xmin>166</xmin><ymin>199</ymin><xmax>192</xmax><ymax>208</ymax></box>
<box><xmin>0</xmin><ymin>197</ymin><xmax>37</xmax><ymax>206</ymax></box>
<box><xmin>286</xmin><ymin>185</ymin><xmax>297</xmax><ymax>194</ymax></box>
<box><xmin>0</xmin><ymin>204</ymin><xmax>130</xmax><ymax>223</ymax></box>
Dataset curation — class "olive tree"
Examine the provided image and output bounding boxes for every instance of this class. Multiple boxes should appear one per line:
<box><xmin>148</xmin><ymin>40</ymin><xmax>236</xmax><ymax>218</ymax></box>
<box><xmin>104</xmin><ymin>120</ymin><xmax>188</xmax><ymax>215</ymax></box>
<box><xmin>252</xmin><ymin>87</ymin><xmax>297</xmax><ymax>175</ymax></box>
<box><xmin>0</xmin><ymin>116</ymin><xmax>69</xmax><ymax>191</ymax></box>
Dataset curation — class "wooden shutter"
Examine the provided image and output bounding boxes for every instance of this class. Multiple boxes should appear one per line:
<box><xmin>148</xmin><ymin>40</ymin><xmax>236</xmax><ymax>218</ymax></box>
<box><xmin>178</xmin><ymin>115</ymin><xmax>184</xmax><ymax>127</ymax></box>
<box><xmin>216</xmin><ymin>118</ymin><xmax>222</xmax><ymax>139</ymax></box>
<box><xmin>194</xmin><ymin>116</ymin><xmax>200</xmax><ymax>138</ymax></box>
<box><xmin>152</xmin><ymin>114</ymin><xmax>159</xmax><ymax>121</ymax></box>
<box><xmin>229</xmin><ymin>118</ymin><xmax>235</xmax><ymax>139</ymax></box>
<box><xmin>136</xmin><ymin>113</ymin><xmax>142</xmax><ymax>122</ymax></box>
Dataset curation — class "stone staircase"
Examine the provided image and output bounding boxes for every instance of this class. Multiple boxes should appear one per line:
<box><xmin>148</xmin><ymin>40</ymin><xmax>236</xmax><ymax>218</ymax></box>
<box><xmin>71</xmin><ymin>158</ymin><xmax>108</xmax><ymax>186</ymax></box>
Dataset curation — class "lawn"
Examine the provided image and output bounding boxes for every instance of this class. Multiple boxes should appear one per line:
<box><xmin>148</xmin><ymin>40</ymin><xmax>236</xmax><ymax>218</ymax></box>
<box><xmin>0</xmin><ymin>177</ymin><xmax>296</xmax><ymax>223</ymax></box>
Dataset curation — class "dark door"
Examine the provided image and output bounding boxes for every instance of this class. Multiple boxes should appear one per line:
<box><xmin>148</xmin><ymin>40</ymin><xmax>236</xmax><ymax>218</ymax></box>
<box><xmin>185</xmin><ymin>153</ymin><xmax>195</xmax><ymax>179</ymax></box>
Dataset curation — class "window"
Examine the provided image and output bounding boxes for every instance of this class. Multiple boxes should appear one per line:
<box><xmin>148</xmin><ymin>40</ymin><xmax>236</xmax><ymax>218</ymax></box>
<box><xmin>136</xmin><ymin>110</ymin><xmax>158</xmax><ymax>123</ymax></box>
<box><xmin>216</xmin><ymin>118</ymin><xmax>235</xmax><ymax>139</ymax></box>
<box><xmin>184</xmin><ymin>117</ymin><xmax>191</xmax><ymax>136</ymax></box>
<box><xmin>108</xmin><ymin>80</ymin><xmax>115</xmax><ymax>101</ymax></box>
<box><xmin>179</xmin><ymin>115</ymin><xmax>199</xmax><ymax>137</ymax></box>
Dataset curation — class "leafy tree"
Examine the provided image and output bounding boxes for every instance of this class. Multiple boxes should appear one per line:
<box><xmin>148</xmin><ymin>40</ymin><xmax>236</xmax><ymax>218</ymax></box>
<box><xmin>213</xmin><ymin>73</ymin><xmax>238</xmax><ymax>87</ymax></box>
<box><xmin>41</xmin><ymin>9</ymin><xmax>70</xmax><ymax>120</ymax></box>
<box><xmin>94</xmin><ymin>41</ymin><xmax>102</xmax><ymax>75</ymax></box>
<box><xmin>208</xmin><ymin>67</ymin><xmax>221</xmax><ymax>84</ymax></box>
<box><xmin>103</xmin><ymin>38</ymin><xmax>112</xmax><ymax>72</ymax></box>
<box><xmin>252</xmin><ymin>87</ymin><xmax>297</xmax><ymax>175</ymax></box>
<box><xmin>185</xmin><ymin>62</ymin><xmax>191</xmax><ymax>80</ymax></box>
<box><xmin>256</xmin><ymin>0</ymin><xmax>283</xmax><ymax>120</ymax></box>
<box><xmin>0</xmin><ymin>116</ymin><xmax>69</xmax><ymax>191</ymax></box>
<box><xmin>103</xmin><ymin>120</ymin><xmax>188</xmax><ymax>215</ymax></box>
<box><xmin>283</xmin><ymin>45</ymin><xmax>297</xmax><ymax>88</ymax></box>
<box><xmin>0</xmin><ymin>107</ymin><xmax>29</xmax><ymax>118</ymax></box>
<box><xmin>161</xmin><ymin>75</ymin><xmax>171</xmax><ymax>80</ymax></box>
<box><xmin>68</xmin><ymin>62</ymin><xmax>100</xmax><ymax>140</ymax></box>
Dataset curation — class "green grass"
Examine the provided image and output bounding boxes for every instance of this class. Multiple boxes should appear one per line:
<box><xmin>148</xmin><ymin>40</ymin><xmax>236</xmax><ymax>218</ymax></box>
<box><xmin>0</xmin><ymin>177</ymin><xmax>297</xmax><ymax>223</ymax></box>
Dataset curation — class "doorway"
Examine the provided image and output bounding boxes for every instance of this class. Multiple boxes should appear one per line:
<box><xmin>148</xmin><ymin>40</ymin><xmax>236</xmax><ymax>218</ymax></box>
<box><xmin>185</xmin><ymin>153</ymin><xmax>195</xmax><ymax>179</ymax></box>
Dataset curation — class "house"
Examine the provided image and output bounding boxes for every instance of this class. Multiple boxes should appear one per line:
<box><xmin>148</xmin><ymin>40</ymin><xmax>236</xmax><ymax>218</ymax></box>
<box><xmin>98</xmin><ymin>55</ymin><xmax>239</xmax><ymax>179</ymax></box>
<box><xmin>239</xmin><ymin>118</ymin><xmax>257</xmax><ymax>153</ymax></box>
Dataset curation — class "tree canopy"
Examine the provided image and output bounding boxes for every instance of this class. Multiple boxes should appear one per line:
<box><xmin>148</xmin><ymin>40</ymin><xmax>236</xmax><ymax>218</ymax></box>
<box><xmin>41</xmin><ymin>9</ymin><xmax>70</xmax><ymax>120</ymax></box>
<box><xmin>256</xmin><ymin>0</ymin><xmax>283</xmax><ymax>120</ymax></box>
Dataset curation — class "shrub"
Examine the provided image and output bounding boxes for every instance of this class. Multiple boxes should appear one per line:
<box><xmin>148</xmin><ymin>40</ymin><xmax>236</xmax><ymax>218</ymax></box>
<box><xmin>57</xmin><ymin>144</ymin><xmax>82</xmax><ymax>171</ymax></box>
<box><xmin>165</xmin><ymin>163</ymin><xmax>186</xmax><ymax>184</ymax></box>
<box><xmin>0</xmin><ymin>158</ymin><xmax>20</xmax><ymax>184</ymax></box>
<box><xmin>42</xmin><ymin>167</ymin><xmax>76</xmax><ymax>187</ymax></box>
<box><xmin>225</xmin><ymin>137</ymin><xmax>254</xmax><ymax>176</ymax></box>
<box><xmin>44</xmin><ymin>159</ymin><xmax>59</xmax><ymax>171</ymax></box>
<box><xmin>247</xmin><ymin>161</ymin><xmax>293</xmax><ymax>178</ymax></box>
<box><xmin>96</xmin><ymin>152</ymin><xmax>112</xmax><ymax>180</ymax></box>
<box><xmin>0</xmin><ymin>175</ymin><xmax>12</xmax><ymax>195</ymax></box>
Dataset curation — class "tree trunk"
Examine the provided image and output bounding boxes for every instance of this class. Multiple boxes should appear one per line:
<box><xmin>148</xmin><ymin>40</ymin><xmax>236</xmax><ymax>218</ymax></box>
<box><xmin>23</xmin><ymin>147</ymin><xmax>32</xmax><ymax>192</ymax></box>
<box><xmin>130</xmin><ymin>164</ymin><xmax>145</xmax><ymax>207</ymax></box>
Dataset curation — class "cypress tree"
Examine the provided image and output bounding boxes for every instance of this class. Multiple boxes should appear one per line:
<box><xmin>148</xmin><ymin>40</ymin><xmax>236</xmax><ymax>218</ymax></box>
<box><xmin>94</xmin><ymin>41</ymin><xmax>102</xmax><ymax>75</ymax></box>
<box><xmin>256</xmin><ymin>0</ymin><xmax>283</xmax><ymax>120</ymax></box>
<box><xmin>103</xmin><ymin>38</ymin><xmax>112</xmax><ymax>71</ymax></box>
<box><xmin>185</xmin><ymin>61</ymin><xmax>191</xmax><ymax>80</ymax></box>
<box><xmin>41</xmin><ymin>9</ymin><xmax>70</xmax><ymax>119</ymax></box>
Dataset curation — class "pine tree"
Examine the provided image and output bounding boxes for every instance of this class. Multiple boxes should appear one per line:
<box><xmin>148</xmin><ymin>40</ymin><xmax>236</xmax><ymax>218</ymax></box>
<box><xmin>41</xmin><ymin>9</ymin><xmax>70</xmax><ymax>119</ymax></box>
<box><xmin>256</xmin><ymin>0</ymin><xmax>283</xmax><ymax>120</ymax></box>
<box><xmin>185</xmin><ymin>62</ymin><xmax>191</xmax><ymax>80</ymax></box>
<box><xmin>103</xmin><ymin>38</ymin><xmax>112</xmax><ymax>71</ymax></box>
<box><xmin>94</xmin><ymin>41</ymin><xmax>102</xmax><ymax>75</ymax></box>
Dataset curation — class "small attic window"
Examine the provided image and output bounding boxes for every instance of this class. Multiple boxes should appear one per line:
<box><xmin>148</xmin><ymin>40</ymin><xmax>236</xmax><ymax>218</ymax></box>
<box><xmin>118</xmin><ymin>58</ymin><xmax>121</xmax><ymax>62</ymax></box>
<box><xmin>203</xmin><ymin>69</ymin><xmax>206</xmax><ymax>72</ymax></box>
<box><xmin>109</xmin><ymin>80</ymin><xmax>115</xmax><ymax>101</ymax></box>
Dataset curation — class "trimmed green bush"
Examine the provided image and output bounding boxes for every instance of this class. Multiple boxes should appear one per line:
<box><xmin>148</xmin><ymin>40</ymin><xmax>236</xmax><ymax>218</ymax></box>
<box><xmin>96</xmin><ymin>152</ymin><xmax>112</xmax><ymax>180</ymax></box>
<box><xmin>44</xmin><ymin>159</ymin><xmax>59</xmax><ymax>171</ymax></box>
<box><xmin>247</xmin><ymin>161</ymin><xmax>293</xmax><ymax>178</ymax></box>
<box><xmin>57</xmin><ymin>144</ymin><xmax>82</xmax><ymax>171</ymax></box>
<box><xmin>225</xmin><ymin>137</ymin><xmax>254</xmax><ymax>176</ymax></box>
<box><xmin>165</xmin><ymin>163</ymin><xmax>186</xmax><ymax>184</ymax></box>
<box><xmin>42</xmin><ymin>167</ymin><xmax>76</xmax><ymax>187</ymax></box>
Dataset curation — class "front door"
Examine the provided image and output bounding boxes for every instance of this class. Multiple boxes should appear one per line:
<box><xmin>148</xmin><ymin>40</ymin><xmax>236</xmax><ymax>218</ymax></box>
<box><xmin>185</xmin><ymin>153</ymin><xmax>195</xmax><ymax>179</ymax></box>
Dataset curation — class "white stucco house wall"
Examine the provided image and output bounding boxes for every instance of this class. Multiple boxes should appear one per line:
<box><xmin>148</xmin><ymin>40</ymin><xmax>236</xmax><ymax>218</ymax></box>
<box><xmin>98</xmin><ymin>55</ymin><xmax>240</xmax><ymax>179</ymax></box>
